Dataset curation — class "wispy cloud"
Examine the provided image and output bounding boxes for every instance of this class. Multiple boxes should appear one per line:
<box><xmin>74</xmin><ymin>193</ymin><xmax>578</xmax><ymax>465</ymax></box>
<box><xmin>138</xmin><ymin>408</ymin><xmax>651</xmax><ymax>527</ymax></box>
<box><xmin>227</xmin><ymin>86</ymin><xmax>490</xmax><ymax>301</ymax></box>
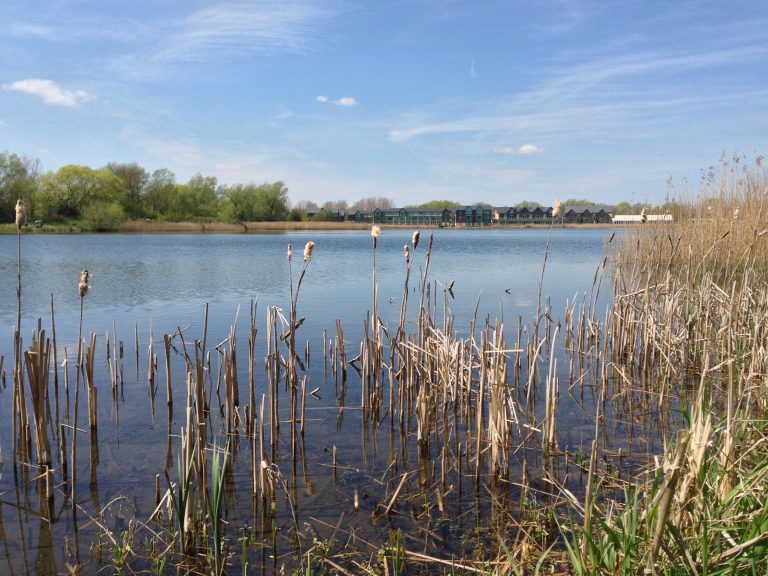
<box><xmin>316</xmin><ymin>95</ymin><xmax>358</xmax><ymax>106</ymax></box>
<box><xmin>3</xmin><ymin>79</ymin><xmax>93</xmax><ymax>106</ymax></box>
<box><xmin>8</xmin><ymin>22</ymin><xmax>54</xmax><ymax>38</ymax></box>
<box><xmin>494</xmin><ymin>144</ymin><xmax>543</xmax><ymax>155</ymax></box>
<box><xmin>153</xmin><ymin>1</ymin><xmax>334</xmax><ymax>63</ymax></box>
<box><xmin>389</xmin><ymin>41</ymin><xmax>767</xmax><ymax>146</ymax></box>
<box><xmin>334</xmin><ymin>97</ymin><xmax>357</xmax><ymax>106</ymax></box>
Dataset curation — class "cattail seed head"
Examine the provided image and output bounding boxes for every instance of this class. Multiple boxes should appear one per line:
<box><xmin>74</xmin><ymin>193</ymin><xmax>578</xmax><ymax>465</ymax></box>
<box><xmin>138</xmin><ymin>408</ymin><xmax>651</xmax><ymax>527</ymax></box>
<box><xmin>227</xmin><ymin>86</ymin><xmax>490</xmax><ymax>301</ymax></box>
<box><xmin>732</xmin><ymin>208</ymin><xmax>739</xmax><ymax>220</ymax></box>
<box><xmin>303</xmin><ymin>241</ymin><xmax>315</xmax><ymax>262</ymax></box>
<box><xmin>404</xmin><ymin>244</ymin><xmax>410</xmax><ymax>261</ymax></box>
<box><xmin>552</xmin><ymin>199</ymin><xmax>561</xmax><ymax>219</ymax></box>
<box><xmin>412</xmin><ymin>230</ymin><xmax>420</xmax><ymax>250</ymax></box>
<box><xmin>640</xmin><ymin>207</ymin><xmax>647</xmax><ymax>224</ymax></box>
<box><xmin>287</xmin><ymin>243</ymin><xmax>293</xmax><ymax>262</ymax></box>
<box><xmin>371</xmin><ymin>225</ymin><xmax>381</xmax><ymax>249</ymax></box>
<box><xmin>79</xmin><ymin>269</ymin><xmax>90</xmax><ymax>298</ymax></box>
<box><xmin>15</xmin><ymin>199</ymin><xmax>26</xmax><ymax>230</ymax></box>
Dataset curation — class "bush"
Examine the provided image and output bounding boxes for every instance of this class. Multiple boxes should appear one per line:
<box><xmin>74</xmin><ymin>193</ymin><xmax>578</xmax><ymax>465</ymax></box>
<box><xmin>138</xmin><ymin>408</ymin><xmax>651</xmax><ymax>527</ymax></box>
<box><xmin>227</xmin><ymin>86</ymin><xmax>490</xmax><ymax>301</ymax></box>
<box><xmin>82</xmin><ymin>200</ymin><xmax>127</xmax><ymax>231</ymax></box>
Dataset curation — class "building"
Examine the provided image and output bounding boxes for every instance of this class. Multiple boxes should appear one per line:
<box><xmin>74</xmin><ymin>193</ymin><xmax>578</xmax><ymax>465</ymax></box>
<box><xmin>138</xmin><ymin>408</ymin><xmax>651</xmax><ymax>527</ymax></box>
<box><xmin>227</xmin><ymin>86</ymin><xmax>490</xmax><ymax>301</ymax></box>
<box><xmin>561</xmin><ymin>205</ymin><xmax>613</xmax><ymax>224</ymax></box>
<box><xmin>372</xmin><ymin>207</ymin><xmax>452</xmax><ymax>226</ymax></box>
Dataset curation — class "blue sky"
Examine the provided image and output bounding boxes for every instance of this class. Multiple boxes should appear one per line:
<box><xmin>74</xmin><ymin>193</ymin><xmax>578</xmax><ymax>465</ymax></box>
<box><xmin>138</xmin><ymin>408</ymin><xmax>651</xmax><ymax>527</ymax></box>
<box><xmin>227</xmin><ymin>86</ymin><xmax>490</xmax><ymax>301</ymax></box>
<box><xmin>1</xmin><ymin>1</ymin><xmax>766</xmax><ymax>208</ymax></box>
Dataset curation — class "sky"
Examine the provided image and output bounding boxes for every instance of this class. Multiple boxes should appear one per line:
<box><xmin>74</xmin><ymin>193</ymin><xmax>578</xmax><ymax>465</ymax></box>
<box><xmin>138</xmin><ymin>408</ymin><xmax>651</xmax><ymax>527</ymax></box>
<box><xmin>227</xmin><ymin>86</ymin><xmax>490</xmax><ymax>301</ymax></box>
<box><xmin>1</xmin><ymin>0</ymin><xmax>766</xmax><ymax>208</ymax></box>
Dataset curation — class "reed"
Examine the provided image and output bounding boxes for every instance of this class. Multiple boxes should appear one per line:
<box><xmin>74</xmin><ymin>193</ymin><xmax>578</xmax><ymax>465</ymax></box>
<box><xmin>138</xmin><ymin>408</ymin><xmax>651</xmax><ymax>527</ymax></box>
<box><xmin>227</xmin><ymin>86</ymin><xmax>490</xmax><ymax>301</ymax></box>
<box><xmin>71</xmin><ymin>268</ymin><xmax>90</xmax><ymax>512</ymax></box>
<box><xmin>12</xmin><ymin>159</ymin><xmax>768</xmax><ymax>575</ymax></box>
<box><xmin>23</xmin><ymin>325</ymin><xmax>51</xmax><ymax>467</ymax></box>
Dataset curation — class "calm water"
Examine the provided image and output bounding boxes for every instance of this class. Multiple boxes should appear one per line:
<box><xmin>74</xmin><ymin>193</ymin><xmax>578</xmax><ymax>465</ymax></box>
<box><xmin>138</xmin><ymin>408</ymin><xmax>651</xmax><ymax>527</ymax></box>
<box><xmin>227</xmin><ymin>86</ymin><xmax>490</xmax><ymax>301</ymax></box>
<box><xmin>0</xmin><ymin>228</ymin><xmax>620</xmax><ymax>573</ymax></box>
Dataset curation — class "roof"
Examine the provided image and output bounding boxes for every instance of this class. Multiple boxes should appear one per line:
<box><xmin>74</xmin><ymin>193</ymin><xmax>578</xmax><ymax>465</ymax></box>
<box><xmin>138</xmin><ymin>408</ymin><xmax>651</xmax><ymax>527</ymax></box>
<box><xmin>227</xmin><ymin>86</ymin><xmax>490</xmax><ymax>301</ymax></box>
<box><xmin>563</xmin><ymin>204</ymin><xmax>614</xmax><ymax>214</ymax></box>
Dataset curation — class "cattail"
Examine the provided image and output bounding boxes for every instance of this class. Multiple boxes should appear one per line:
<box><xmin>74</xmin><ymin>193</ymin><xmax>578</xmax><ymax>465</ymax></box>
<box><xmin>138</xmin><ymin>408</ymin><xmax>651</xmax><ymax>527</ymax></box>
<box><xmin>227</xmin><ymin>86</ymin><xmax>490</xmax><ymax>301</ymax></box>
<box><xmin>552</xmin><ymin>199</ymin><xmax>561</xmax><ymax>219</ymax></box>
<box><xmin>287</xmin><ymin>243</ymin><xmax>293</xmax><ymax>262</ymax></box>
<box><xmin>732</xmin><ymin>208</ymin><xmax>739</xmax><ymax>220</ymax></box>
<box><xmin>412</xmin><ymin>230</ymin><xmax>420</xmax><ymax>250</ymax></box>
<box><xmin>15</xmin><ymin>199</ymin><xmax>26</xmax><ymax>230</ymax></box>
<box><xmin>371</xmin><ymin>225</ymin><xmax>381</xmax><ymax>249</ymax></box>
<box><xmin>79</xmin><ymin>269</ymin><xmax>90</xmax><ymax>298</ymax></box>
<box><xmin>404</xmin><ymin>244</ymin><xmax>410</xmax><ymax>261</ymax></box>
<box><xmin>303</xmin><ymin>241</ymin><xmax>315</xmax><ymax>262</ymax></box>
<box><xmin>640</xmin><ymin>207</ymin><xmax>647</xmax><ymax>224</ymax></box>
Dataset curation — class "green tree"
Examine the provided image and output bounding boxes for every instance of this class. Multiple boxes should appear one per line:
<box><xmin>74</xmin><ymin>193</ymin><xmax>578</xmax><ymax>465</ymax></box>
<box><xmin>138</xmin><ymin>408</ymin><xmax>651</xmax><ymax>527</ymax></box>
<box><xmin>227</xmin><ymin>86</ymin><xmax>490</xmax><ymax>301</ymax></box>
<box><xmin>562</xmin><ymin>198</ymin><xmax>595</xmax><ymax>207</ymax></box>
<box><xmin>168</xmin><ymin>174</ymin><xmax>218</xmax><ymax>221</ymax></box>
<box><xmin>218</xmin><ymin>183</ymin><xmax>261</xmax><ymax>221</ymax></box>
<box><xmin>37</xmin><ymin>165</ymin><xmax>126</xmax><ymax>220</ymax></box>
<box><xmin>219</xmin><ymin>181</ymin><xmax>289</xmax><ymax>222</ymax></box>
<box><xmin>82</xmin><ymin>200</ymin><xmax>127</xmax><ymax>231</ymax></box>
<box><xmin>253</xmin><ymin>181</ymin><xmax>289</xmax><ymax>221</ymax></box>
<box><xmin>143</xmin><ymin>168</ymin><xmax>176</xmax><ymax>217</ymax></box>
<box><xmin>613</xmin><ymin>201</ymin><xmax>632</xmax><ymax>215</ymax></box>
<box><xmin>313</xmin><ymin>208</ymin><xmax>339</xmax><ymax>221</ymax></box>
<box><xmin>407</xmin><ymin>200</ymin><xmax>460</xmax><ymax>209</ymax></box>
<box><xmin>106</xmin><ymin>162</ymin><xmax>148</xmax><ymax>219</ymax></box>
<box><xmin>0</xmin><ymin>152</ymin><xmax>39</xmax><ymax>221</ymax></box>
<box><xmin>515</xmin><ymin>200</ymin><xmax>543</xmax><ymax>209</ymax></box>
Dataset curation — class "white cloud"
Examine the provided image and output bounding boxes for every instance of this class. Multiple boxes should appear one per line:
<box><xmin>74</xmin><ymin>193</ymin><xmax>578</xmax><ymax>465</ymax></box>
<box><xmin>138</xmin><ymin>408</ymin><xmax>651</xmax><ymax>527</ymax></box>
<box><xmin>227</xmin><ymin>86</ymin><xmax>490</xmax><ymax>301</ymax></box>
<box><xmin>492</xmin><ymin>144</ymin><xmax>543</xmax><ymax>155</ymax></box>
<box><xmin>3</xmin><ymin>79</ymin><xmax>93</xmax><ymax>107</ymax></box>
<box><xmin>334</xmin><ymin>96</ymin><xmax>357</xmax><ymax>106</ymax></box>
<box><xmin>518</xmin><ymin>143</ymin><xmax>542</xmax><ymax>155</ymax></box>
<box><xmin>316</xmin><ymin>95</ymin><xmax>357</xmax><ymax>106</ymax></box>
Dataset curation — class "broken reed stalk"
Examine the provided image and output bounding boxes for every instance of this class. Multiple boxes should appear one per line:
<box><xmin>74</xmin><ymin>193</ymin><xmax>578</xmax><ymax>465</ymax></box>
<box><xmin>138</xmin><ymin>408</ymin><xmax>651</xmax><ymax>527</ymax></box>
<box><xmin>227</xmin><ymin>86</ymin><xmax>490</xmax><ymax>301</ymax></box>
<box><xmin>248</xmin><ymin>298</ymin><xmax>258</xmax><ymax>436</ymax></box>
<box><xmin>23</xmin><ymin>326</ymin><xmax>52</xmax><ymax>467</ymax></box>
<box><xmin>85</xmin><ymin>333</ymin><xmax>97</xmax><ymax>430</ymax></box>
<box><xmin>163</xmin><ymin>333</ymin><xmax>172</xmax><ymax>406</ymax></box>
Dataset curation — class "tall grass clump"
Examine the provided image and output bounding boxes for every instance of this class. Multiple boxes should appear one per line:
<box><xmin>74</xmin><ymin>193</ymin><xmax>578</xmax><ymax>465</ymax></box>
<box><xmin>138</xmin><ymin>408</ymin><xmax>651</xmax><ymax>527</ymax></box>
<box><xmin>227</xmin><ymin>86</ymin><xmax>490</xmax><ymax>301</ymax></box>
<box><xmin>565</xmin><ymin>153</ymin><xmax>768</xmax><ymax>574</ymax></box>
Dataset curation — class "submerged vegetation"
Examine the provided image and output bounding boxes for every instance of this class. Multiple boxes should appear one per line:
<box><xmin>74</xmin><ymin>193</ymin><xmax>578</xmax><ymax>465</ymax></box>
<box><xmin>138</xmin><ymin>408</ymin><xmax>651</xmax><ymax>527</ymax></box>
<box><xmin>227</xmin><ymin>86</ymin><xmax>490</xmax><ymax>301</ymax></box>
<box><xmin>1</xmin><ymin>155</ymin><xmax>768</xmax><ymax>574</ymax></box>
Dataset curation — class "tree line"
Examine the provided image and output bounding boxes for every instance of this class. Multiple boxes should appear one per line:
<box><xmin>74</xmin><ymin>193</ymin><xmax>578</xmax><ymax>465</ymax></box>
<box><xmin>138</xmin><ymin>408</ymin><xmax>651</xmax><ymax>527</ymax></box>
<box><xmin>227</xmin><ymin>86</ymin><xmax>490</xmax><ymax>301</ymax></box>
<box><xmin>1</xmin><ymin>151</ymin><xmax>671</xmax><ymax>230</ymax></box>
<box><xmin>0</xmin><ymin>152</ymin><xmax>402</xmax><ymax>230</ymax></box>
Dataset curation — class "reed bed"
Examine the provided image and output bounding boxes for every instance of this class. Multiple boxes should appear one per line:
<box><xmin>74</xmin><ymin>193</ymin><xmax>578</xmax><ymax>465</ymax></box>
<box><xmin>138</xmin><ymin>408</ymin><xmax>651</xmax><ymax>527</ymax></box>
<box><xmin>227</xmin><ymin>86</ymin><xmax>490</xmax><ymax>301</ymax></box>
<box><xmin>3</xmin><ymin>160</ymin><xmax>768</xmax><ymax>575</ymax></box>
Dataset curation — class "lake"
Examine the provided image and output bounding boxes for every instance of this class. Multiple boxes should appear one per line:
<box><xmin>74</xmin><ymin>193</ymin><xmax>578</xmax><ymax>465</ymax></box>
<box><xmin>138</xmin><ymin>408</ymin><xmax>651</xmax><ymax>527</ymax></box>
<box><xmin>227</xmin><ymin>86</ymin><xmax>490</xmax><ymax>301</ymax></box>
<box><xmin>0</xmin><ymin>228</ymin><xmax>641</xmax><ymax>574</ymax></box>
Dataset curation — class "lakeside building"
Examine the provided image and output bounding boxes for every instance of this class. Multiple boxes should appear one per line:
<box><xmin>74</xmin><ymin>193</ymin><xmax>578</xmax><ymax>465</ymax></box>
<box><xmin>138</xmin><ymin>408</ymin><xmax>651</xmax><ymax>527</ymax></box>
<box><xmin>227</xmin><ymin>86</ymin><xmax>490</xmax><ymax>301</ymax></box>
<box><xmin>339</xmin><ymin>204</ymin><xmax>671</xmax><ymax>226</ymax></box>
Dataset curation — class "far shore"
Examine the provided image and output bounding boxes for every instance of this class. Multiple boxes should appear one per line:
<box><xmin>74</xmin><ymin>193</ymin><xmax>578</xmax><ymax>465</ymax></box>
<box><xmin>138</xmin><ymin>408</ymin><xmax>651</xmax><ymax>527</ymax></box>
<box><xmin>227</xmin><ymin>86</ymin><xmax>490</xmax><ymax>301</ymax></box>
<box><xmin>1</xmin><ymin>219</ymin><xmax>630</xmax><ymax>234</ymax></box>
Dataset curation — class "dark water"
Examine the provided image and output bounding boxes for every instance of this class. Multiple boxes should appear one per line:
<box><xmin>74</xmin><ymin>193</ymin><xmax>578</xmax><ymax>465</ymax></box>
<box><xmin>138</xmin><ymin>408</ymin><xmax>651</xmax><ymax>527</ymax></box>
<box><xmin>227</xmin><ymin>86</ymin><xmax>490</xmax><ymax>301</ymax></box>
<box><xmin>0</xmin><ymin>228</ymin><xmax>629</xmax><ymax>573</ymax></box>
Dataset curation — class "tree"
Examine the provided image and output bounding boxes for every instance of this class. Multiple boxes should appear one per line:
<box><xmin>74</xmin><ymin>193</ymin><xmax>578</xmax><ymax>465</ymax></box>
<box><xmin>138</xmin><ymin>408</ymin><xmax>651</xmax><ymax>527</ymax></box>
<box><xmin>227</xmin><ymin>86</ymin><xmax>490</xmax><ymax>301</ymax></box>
<box><xmin>407</xmin><ymin>200</ymin><xmax>460</xmax><ymax>209</ymax></box>
<box><xmin>563</xmin><ymin>198</ymin><xmax>595</xmax><ymax>207</ymax></box>
<box><xmin>350</xmin><ymin>196</ymin><xmax>394</xmax><ymax>212</ymax></box>
<box><xmin>143</xmin><ymin>168</ymin><xmax>176</xmax><ymax>217</ymax></box>
<box><xmin>37</xmin><ymin>165</ymin><xmax>126</xmax><ymax>220</ymax></box>
<box><xmin>515</xmin><ymin>200</ymin><xmax>543</xmax><ymax>209</ymax></box>
<box><xmin>219</xmin><ymin>181</ymin><xmax>290</xmax><ymax>221</ymax></box>
<box><xmin>313</xmin><ymin>208</ymin><xmax>340</xmax><ymax>222</ymax></box>
<box><xmin>254</xmin><ymin>181</ymin><xmax>289</xmax><ymax>221</ymax></box>
<box><xmin>0</xmin><ymin>152</ymin><xmax>39</xmax><ymax>221</ymax></box>
<box><xmin>168</xmin><ymin>174</ymin><xmax>218</xmax><ymax>221</ymax></box>
<box><xmin>82</xmin><ymin>200</ymin><xmax>126</xmax><ymax>231</ymax></box>
<box><xmin>107</xmin><ymin>162</ymin><xmax>148</xmax><ymax>219</ymax></box>
<box><xmin>322</xmin><ymin>200</ymin><xmax>349</xmax><ymax>213</ymax></box>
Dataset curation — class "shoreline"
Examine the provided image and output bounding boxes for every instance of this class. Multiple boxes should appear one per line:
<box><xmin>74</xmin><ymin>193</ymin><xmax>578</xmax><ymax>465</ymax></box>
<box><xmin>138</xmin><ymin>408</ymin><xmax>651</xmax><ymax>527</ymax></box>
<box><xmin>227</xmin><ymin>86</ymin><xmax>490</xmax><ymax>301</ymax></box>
<box><xmin>1</xmin><ymin>219</ymin><xmax>636</xmax><ymax>234</ymax></box>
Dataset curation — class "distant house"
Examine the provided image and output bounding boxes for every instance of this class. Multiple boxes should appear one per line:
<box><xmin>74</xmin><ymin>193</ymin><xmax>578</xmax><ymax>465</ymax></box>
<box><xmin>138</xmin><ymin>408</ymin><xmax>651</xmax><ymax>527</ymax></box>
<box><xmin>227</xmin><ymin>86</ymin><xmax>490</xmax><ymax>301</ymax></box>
<box><xmin>562</xmin><ymin>205</ymin><xmax>613</xmax><ymax>224</ymax></box>
<box><xmin>350</xmin><ymin>202</ymin><xmax>642</xmax><ymax>227</ymax></box>
<box><xmin>493</xmin><ymin>206</ymin><xmax>515</xmax><ymax>224</ymax></box>
<box><xmin>372</xmin><ymin>207</ymin><xmax>452</xmax><ymax>226</ymax></box>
